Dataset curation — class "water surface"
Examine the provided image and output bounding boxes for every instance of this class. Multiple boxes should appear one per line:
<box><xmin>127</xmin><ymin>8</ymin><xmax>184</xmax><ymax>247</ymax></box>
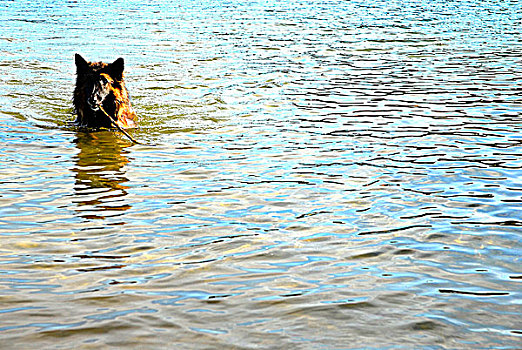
<box><xmin>0</xmin><ymin>0</ymin><xmax>521</xmax><ymax>349</ymax></box>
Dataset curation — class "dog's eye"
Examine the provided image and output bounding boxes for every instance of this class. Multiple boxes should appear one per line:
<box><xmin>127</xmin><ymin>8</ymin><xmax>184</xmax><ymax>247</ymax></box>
<box><xmin>100</xmin><ymin>76</ymin><xmax>109</xmax><ymax>85</ymax></box>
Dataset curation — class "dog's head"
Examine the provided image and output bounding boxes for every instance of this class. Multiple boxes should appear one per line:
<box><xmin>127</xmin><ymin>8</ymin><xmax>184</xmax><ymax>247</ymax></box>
<box><xmin>75</xmin><ymin>54</ymin><xmax>124</xmax><ymax>112</ymax></box>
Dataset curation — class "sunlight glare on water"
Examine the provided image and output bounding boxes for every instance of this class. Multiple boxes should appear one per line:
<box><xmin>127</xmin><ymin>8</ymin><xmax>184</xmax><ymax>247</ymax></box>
<box><xmin>0</xmin><ymin>0</ymin><xmax>521</xmax><ymax>349</ymax></box>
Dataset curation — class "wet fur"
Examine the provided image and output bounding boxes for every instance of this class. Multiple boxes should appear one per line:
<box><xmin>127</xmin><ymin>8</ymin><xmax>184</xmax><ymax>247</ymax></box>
<box><xmin>73</xmin><ymin>54</ymin><xmax>136</xmax><ymax>129</ymax></box>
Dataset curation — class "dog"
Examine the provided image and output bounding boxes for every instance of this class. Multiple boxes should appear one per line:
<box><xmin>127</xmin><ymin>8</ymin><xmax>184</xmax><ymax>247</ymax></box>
<box><xmin>73</xmin><ymin>54</ymin><xmax>137</xmax><ymax>129</ymax></box>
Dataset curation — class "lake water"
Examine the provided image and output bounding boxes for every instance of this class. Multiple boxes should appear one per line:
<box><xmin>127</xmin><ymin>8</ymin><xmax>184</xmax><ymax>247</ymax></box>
<box><xmin>1</xmin><ymin>0</ymin><xmax>521</xmax><ymax>348</ymax></box>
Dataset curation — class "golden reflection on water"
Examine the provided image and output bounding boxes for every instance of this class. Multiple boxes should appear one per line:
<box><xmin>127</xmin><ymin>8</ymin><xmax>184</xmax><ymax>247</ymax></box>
<box><xmin>72</xmin><ymin>131</ymin><xmax>132</xmax><ymax>221</ymax></box>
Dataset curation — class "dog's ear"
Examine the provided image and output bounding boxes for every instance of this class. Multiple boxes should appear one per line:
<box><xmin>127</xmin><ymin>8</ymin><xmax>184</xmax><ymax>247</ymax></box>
<box><xmin>75</xmin><ymin>54</ymin><xmax>90</xmax><ymax>74</ymax></box>
<box><xmin>108</xmin><ymin>57</ymin><xmax>124</xmax><ymax>81</ymax></box>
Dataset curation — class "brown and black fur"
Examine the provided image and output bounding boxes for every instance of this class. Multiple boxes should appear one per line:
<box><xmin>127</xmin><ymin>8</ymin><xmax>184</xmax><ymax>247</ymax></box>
<box><xmin>73</xmin><ymin>54</ymin><xmax>137</xmax><ymax>129</ymax></box>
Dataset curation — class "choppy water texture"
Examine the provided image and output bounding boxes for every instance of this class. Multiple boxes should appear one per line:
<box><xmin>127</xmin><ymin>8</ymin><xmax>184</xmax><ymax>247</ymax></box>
<box><xmin>1</xmin><ymin>0</ymin><xmax>521</xmax><ymax>349</ymax></box>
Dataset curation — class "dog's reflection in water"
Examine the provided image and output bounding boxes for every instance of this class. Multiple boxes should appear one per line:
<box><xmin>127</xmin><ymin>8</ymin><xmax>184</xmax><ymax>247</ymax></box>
<box><xmin>72</xmin><ymin>131</ymin><xmax>132</xmax><ymax>221</ymax></box>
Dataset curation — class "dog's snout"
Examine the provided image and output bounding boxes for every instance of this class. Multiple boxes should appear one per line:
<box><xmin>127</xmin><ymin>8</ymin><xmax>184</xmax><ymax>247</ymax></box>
<box><xmin>87</xmin><ymin>96</ymin><xmax>99</xmax><ymax>110</ymax></box>
<box><xmin>87</xmin><ymin>85</ymin><xmax>103</xmax><ymax>110</ymax></box>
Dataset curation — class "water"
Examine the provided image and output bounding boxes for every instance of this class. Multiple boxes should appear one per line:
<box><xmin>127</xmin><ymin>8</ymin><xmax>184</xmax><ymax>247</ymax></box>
<box><xmin>1</xmin><ymin>0</ymin><xmax>521</xmax><ymax>348</ymax></box>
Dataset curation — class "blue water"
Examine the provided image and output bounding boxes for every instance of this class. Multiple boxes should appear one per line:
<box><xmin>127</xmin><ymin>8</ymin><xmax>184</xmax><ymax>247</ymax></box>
<box><xmin>1</xmin><ymin>0</ymin><xmax>521</xmax><ymax>348</ymax></box>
